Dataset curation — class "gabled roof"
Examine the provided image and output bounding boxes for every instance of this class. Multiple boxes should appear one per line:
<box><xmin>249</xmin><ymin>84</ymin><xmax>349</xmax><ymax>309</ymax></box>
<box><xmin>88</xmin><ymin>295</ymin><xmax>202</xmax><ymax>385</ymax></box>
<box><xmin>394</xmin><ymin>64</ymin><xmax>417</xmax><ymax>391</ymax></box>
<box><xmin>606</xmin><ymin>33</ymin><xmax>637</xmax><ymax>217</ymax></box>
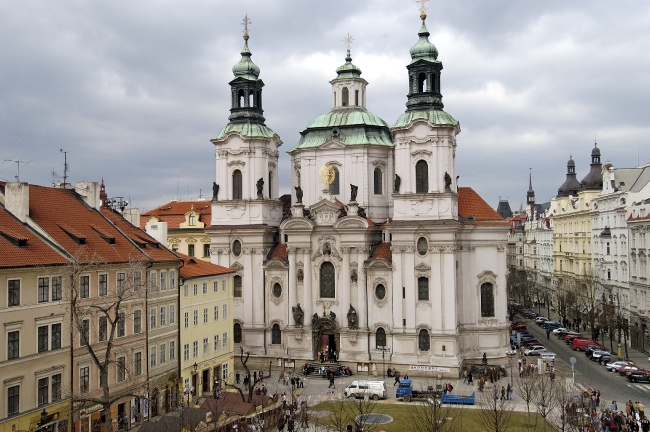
<box><xmin>140</xmin><ymin>200</ymin><xmax>212</xmax><ymax>229</ymax></box>
<box><xmin>101</xmin><ymin>208</ymin><xmax>179</xmax><ymax>264</ymax></box>
<box><xmin>458</xmin><ymin>187</ymin><xmax>508</xmax><ymax>225</ymax></box>
<box><xmin>27</xmin><ymin>185</ymin><xmax>150</xmax><ymax>264</ymax></box>
<box><xmin>177</xmin><ymin>253</ymin><xmax>234</xmax><ymax>280</ymax></box>
<box><xmin>0</xmin><ymin>206</ymin><xmax>69</xmax><ymax>269</ymax></box>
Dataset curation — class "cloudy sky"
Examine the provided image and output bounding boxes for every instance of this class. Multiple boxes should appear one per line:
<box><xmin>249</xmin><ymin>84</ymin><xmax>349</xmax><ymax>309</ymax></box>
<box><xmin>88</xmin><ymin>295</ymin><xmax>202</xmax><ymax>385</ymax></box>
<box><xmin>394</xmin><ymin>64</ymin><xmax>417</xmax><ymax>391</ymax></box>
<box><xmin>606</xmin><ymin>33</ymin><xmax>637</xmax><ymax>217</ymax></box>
<box><xmin>1</xmin><ymin>0</ymin><xmax>649</xmax><ymax>213</ymax></box>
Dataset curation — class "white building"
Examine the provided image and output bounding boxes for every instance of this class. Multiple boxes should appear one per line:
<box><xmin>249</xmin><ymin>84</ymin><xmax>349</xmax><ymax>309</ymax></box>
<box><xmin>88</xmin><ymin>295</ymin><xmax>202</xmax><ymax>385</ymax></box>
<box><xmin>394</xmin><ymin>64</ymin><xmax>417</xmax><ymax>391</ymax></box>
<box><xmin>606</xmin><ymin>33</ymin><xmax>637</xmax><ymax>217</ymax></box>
<box><xmin>208</xmin><ymin>12</ymin><xmax>510</xmax><ymax>374</ymax></box>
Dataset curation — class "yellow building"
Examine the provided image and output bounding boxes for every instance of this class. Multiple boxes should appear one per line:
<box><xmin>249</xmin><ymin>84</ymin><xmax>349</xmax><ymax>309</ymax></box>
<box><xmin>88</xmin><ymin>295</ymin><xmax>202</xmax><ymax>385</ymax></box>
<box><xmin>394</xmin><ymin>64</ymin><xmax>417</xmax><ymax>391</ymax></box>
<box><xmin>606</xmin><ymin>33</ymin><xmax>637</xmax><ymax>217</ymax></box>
<box><xmin>0</xmin><ymin>203</ymin><xmax>71</xmax><ymax>432</ymax></box>
<box><xmin>177</xmin><ymin>254</ymin><xmax>234</xmax><ymax>404</ymax></box>
<box><xmin>550</xmin><ymin>147</ymin><xmax>603</xmax><ymax>323</ymax></box>
<box><xmin>141</xmin><ymin>201</ymin><xmax>212</xmax><ymax>261</ymax></box>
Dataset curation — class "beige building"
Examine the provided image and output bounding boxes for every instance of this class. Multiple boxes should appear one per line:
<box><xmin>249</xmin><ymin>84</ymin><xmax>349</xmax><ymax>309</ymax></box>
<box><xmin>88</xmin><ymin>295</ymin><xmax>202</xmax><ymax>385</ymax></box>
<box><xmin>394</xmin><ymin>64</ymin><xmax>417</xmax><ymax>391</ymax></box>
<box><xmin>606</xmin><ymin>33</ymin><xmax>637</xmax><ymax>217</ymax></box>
<box><xmin>550</xmin><ymin>147</ymin><xmax>603</xmax><ymax>327</ymax></box>
<box><xmin>177</xmin><ymin>255</ymin><xmax>234</xmax><ymax>404</ymax></box>
<box><xmin>140</xmin><ymin>201</ymin><xmax>212</xmax><ymax>261</ymax></box>
<box><xmin>0</xmin><ymin>202</ymin><xmax>71</xmax><ymax>432</ymax></box>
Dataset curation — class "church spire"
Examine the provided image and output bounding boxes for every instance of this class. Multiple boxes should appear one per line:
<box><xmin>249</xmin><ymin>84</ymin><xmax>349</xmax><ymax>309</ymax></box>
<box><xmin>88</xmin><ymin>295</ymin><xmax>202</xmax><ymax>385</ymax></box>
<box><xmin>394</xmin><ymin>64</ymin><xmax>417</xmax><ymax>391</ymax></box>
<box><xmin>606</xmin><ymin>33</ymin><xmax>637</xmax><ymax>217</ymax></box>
<box><xmin>405</xmin><ymin>3</ymin><xmax>444</xmax><ymax>112</ymax></box>
<box><xmin>228</xmin><ymin>15</ymin><xmax>266</xmax><ymax>125</ymax></box>
<box><xmin>527</xmin><ymin>168</ymin><xmax>535</xmax><ymax>216</ymax></box>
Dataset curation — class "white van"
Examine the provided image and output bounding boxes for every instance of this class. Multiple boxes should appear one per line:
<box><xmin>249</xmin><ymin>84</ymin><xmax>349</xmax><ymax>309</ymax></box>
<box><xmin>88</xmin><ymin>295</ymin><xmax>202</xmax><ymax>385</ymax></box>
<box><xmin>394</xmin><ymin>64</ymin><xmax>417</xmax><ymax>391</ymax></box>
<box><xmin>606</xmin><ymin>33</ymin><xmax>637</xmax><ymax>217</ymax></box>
<box><xmin>344</xmin><ymin>380</ymin><xmax>387</xmax><ymax>400</ymax></box>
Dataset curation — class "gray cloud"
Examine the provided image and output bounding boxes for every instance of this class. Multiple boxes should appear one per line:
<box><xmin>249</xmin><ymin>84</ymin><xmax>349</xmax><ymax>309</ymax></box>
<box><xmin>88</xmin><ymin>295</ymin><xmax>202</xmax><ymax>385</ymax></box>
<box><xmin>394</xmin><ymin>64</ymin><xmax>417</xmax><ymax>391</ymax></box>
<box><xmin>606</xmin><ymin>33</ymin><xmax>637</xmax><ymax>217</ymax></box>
<box><xmin>1</xmin><ymin>0</ymin><xmax>649</xmax><ymax>212</ymax></box>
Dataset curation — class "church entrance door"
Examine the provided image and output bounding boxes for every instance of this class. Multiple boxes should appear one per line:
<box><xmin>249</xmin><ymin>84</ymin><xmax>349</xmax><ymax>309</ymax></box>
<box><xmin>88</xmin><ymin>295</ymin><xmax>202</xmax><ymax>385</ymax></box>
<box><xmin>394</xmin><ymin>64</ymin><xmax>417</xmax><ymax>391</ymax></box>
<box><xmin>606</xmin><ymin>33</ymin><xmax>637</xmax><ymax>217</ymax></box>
<box><xmin>318</xmin><ymin>329</ymin><xmax>337</xmax><ymax>362</ymax></box>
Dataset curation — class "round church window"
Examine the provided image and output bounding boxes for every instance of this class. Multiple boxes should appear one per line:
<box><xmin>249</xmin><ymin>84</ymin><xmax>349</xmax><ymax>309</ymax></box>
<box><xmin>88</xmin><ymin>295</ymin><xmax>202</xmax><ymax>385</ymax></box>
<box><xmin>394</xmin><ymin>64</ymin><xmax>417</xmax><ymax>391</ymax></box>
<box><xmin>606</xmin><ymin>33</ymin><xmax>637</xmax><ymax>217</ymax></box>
<box><xmin>375</xmin><ymin>284</ymin><xmax>386</xmax><ymax>300</ymax></box>
<box><xmin>232</xmin><ymin>240</ymin><xmax>242</xmax><ymax>257</ymax></box>
<box><xmin>417</xmin><ymin>237</ymin><xmax>428</xmax><ymax>256</ymax></box>
<box><xmin>273</xmin><ymin>283</ymin><xmax>282</xmax><ymax>298</ymax></box>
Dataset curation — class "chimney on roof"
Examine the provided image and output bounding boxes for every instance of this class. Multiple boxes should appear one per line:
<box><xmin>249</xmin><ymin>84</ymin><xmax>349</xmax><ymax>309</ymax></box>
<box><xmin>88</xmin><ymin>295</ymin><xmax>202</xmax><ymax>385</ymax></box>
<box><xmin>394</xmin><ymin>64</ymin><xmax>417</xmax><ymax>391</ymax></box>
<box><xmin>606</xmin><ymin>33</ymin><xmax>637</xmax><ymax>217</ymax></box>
<box><xmin>75</xmin><ymin>181</ymin><xmax>101</xmax><ymax>210</ymax></box>
<box><xmin>123</xmin><ymin>209</ymin><xmax>141</xmax><ymax>227</ymax></box>
<box><xmin>145</xmin><ymin>221</ymin><xmax>168</xmax><ymax>246</ymax></box>
<box><xmin>5</xmin><ymin>182</ymin><xmax>30</xmax><ymax>223</ymax></box>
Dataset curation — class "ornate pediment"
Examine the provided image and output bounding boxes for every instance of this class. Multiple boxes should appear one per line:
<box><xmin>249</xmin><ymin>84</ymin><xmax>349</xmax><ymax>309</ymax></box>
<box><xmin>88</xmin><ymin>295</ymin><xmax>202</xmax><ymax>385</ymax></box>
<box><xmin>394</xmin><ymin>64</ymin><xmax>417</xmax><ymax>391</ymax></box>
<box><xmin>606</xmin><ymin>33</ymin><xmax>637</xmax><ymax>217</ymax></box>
<box><xmin>319</xmin><ymin>140</ymin><xmax>346</xmax><ymax>150</ymax></box>
<box><xmin>230</xmin><ymin>261</ymin><xmax>244</xmax><ymax>271</ymax></box>
<box><xmin>333</xmin><ymin>216</ymin><xmax>369</xmax><ymax>230</ymax></box>
<box><xmin>280</xmin><ymin>217</ymin><xmax>315</xmax><ymax>231</ymax></box>
<box><xmin>310</xmin><ymin>199</ymin><xmax>342</xmax><ymax>226</ymax></box>
<box><xmin>414</xmin><ymin>263</ymin><xmax>431</xmax><ymax>271</ymax></box>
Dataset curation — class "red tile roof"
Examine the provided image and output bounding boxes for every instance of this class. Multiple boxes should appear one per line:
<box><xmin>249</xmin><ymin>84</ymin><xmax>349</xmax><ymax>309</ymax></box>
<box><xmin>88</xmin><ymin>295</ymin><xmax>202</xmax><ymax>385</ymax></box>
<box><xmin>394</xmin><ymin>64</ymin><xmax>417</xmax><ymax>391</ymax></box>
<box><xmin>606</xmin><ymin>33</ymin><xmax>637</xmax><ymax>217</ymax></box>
<box><xmin>101</xmin><ymin>208</ymin><xmax>180</xmax><ymax>263</ymax></box>
<box><xmin>371</xmin><ymin>242</ymin><xmax>392</xmax><ymax>261</ymax></box>
<box><xmin>26</xmin><ymin>185</ymin><xmax>152</xmax><ymax>264</ymax></box>
<box><xmin>177</xmin><ymin>253</ymin><xmax>234</xmax><ymax>279</ymax></box>
<box><xmin>141</xmin><ymin>200</ymin><xmax>212</xmax><ymax>229</ymax></box>
<box><xmin>268</xmin><ymin>243</ymin><xmax>288</xmax><ymax>261</ymax></box>
<box><xmin>458</xmin><ymin>187</ymin><xmax>509</xmax><ymax>224</ymax></box>
<box><xmin>0</xmin><ymin>206</ymin><xmax>69</xmax><ymax>268</ymax></box>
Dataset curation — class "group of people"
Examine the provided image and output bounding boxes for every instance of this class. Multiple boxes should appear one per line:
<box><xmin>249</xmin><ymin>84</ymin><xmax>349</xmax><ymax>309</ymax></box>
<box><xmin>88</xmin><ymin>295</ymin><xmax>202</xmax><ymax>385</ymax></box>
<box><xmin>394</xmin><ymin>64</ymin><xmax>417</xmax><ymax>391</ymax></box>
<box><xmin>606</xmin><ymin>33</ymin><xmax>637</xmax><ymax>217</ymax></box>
<box><xmin>276</xmin><ymin>398</ymin><xmax>309</xmax><ymax>432</ymax></box>
<box><xmin>236</xmin><ymin>370</ymin><xmax>266</xmax><ymax>390</ymax></box>
<box><xmin>584</xmin><ymin>399</ymin><xmax>649</xmax><ymax>432</ymax></box>
<box><xmin>277</xmin><ymin>371</ymin><xmax>304</xmax><ymax>390</ymax></box>
<box><xmin>319</xmin><ymin>348</ymin><xmax>338</xmax><ymax>363</ymax></box>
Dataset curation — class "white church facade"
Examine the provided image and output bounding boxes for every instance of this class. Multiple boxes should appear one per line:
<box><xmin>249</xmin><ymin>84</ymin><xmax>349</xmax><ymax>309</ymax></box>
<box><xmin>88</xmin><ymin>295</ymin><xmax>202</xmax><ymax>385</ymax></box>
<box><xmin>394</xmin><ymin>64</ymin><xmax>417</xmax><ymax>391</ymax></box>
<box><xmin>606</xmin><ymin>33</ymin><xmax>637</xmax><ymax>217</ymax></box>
<box><xmin>208</xmin><ymin>12</ymin><xmax>510</xmax><ymax>374</ymax></box>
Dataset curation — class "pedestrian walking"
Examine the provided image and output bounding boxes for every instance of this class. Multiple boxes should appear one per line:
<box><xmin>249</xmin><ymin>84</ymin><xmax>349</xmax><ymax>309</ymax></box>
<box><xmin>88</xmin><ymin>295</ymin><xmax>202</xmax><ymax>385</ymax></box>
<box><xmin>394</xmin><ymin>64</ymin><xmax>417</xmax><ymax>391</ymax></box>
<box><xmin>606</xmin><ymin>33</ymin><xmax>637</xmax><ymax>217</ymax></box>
<box><xmin>393</xmin><ymin>370</ymin><xmax>400</xmax><ymax>386</ymax></box>
<box><xmin>546</xmin><ymin>328</ymin><xmax>550</xmax><ymax>339</ymax></box>
<box><xmin>328</xmin><ymin>373</ymin><xmax>335</xmax><ymax>389</ymax></box>
<box><xmin>236</xmin><ymin>371</ymin><xmax>240</xmax><ymax>384</ymax></box>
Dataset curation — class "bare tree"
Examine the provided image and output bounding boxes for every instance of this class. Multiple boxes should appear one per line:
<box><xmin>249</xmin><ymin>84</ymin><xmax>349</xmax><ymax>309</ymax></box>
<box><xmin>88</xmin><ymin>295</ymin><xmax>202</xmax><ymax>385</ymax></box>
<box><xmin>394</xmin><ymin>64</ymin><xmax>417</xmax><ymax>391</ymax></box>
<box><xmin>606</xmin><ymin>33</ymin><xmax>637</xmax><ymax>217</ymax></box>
<box><xmin>533</xmin><ymin>373</ymin><xmax>558</xmax><ymax>432</ymax></box>
<box><xmin>514</xmin><ymin>373</ymin><xmax>539</xmax><ymax>427</ymax></box>
<box><xmin>476</xmin><ymin>386</ymin><xmax>514</xmax><ymax>432</ymax></box>
<box><xmin>224</xmin><ymin>347</ymin><xmax>272</xmax><ymax>403</ymax></box>
<box><xmin>66</xmin><ymin>253</ymin><xmax>149</xmax><ymax>432</ymax></box>
<box><xmin>410</xmin><ymin>396</ymin><xmax>461</xmax><ymax>432</ymax></box>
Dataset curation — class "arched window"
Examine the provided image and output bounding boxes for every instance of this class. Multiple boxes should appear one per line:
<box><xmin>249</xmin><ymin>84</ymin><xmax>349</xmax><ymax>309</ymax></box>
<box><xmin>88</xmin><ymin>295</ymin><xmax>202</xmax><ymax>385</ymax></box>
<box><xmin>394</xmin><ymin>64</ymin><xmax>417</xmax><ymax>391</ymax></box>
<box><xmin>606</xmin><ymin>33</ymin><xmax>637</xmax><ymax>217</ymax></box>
<box><xmin>330</xmin><ymin>167</ymin><xmax>340</xmax><ymax>195</ymax></box>
<box><xmin>418</xmin><ymin>329</ymin><xmax>430</xmax><ymax>351</ymax></box>
<box><xmin>248</xmin><ymin>91</ymin><xmax>254</xmax><ymax>107</ymax></box>
<box><xmin>233</xmin><ymin>275</ymin><xmax>242</xmax><ymax>298</ymax></box>
<box><xmin>271</xmin><ymin>324</ymin><xmax>281</xmax><ymax>344</ymax></box>
<box><xmin>268</xmin><ymin>171</ymin><xmax>273</xmax><ymax>199</ymax></box>
<box><xmin>417</xmin><ymin>277</ymin><xmax>429</xmax><ymax>301</ymax></box>
<box><xmin>415</xmin><ymin>160</ymin><xmax>428</xmax><ymax>193</ymax></box>
<box><xmin>342</xmin><ymin>87</ymin><xmax>349</xmax><ymax>106</ymax></box>
<box><xmin>480</xmin><ymin>283</ymin><xmax>495</xmax><ymax>317</ymax></box>
<box><xmin>232</xmin><ymin>170</ymin><xmax>242</xmax><ymax>200</ymax></box>
<box><xmin>418</xmin><ymin>73</ymin><xmax>427</xmax><ymax>93</ymax></box>
<box><xmin>257</xmin><ymin>91</ymin><xmax>262</xmax><ymax>108</ymax></box>
<box><xmin>188</xmin><ymin>213</ymin><xmax>196</xmax><ymax>226</ymax></box>
<box><xmin>320</xmin><ymin>262</ymin><xmax>336</xmax><ymax>298</ymax></box>
<box><xmin>234</xmin><ymin>323</ymin><xmax>242</xmax><ymax>343</ymax></box>
<box><xmin>376</xmin><ymin>327</ymin><xmax>386</xmax><ymax>348</ymax></box>
<box><xmin>237</xmin><ymin>89</ymin><xmax>245</xmax><ymax>108</ymax></box>
<box><xmin>355</xmin><ymin>90</ymin><xmax>359</xmax><ymax>106</ymax></box>
<box><xmin>374</xmin><ymin>168</ymin><xmax>383</xmax><ymax>195</ymax></box>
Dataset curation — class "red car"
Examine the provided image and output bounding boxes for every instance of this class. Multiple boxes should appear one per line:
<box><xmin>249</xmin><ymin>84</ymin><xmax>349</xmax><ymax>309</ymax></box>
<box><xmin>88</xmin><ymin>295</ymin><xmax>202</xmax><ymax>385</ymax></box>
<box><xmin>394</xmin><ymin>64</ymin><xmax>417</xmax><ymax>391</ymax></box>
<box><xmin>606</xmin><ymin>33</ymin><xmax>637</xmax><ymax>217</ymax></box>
<box><xmin>619</xmin><ymin>365</ymin><xmax>646</xmax><ymax>376</ymax></box>
<box><xmin>572</xmin><ymin>338</ymin><xmax>596</xmax><ymax>351</ymax></box>
<box><xmin>511</xmin><ymin>324</ymin><xmax>529</xmax><ymax>333</ymax></box>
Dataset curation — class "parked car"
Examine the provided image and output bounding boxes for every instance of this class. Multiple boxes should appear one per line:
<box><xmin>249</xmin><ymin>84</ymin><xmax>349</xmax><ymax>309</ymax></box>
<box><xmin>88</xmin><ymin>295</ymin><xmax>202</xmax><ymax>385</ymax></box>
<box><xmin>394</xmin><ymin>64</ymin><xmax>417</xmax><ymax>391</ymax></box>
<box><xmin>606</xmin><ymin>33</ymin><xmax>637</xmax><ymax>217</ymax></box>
<box><xmin>590</xmin><ymin>350</ymin><xmax>612</xmax><ymax>362</ymax></box>
<box><xmin>524</xmin><ymin>345</ymin><xmax>547</xmax><ymax>356</ymax></box>
<box><xmin>627</xmin><ymin>372</ymin><xmax>650</xmax><ymax>383</ymax></box>
<box><xmin>345</xmin><ymin>380</ymin><xmax>387</xmax><ymax>400</ymax></box>
<box><xmin>619</xmin><ymin>365</ymin><xmax>644</xmax><ymax>376</ymax></box>
<box><xmin>552</xmin><ymin>327</ymin><xmax>567</xmax><ymax>334</ymax></box>
<box><xmin>544</xmin><ymin>321</ymin><xmax>562</xmax><ymax>330</ymax></box>
<box><xmin>605</xmin><ymin>361</ymin><xmax>631</xmax><ymax>372</ymax></box>
<box><xmin>511</xmin><ymin>324</ymin><xmax>529</xmax><ymax>333</ymax></box>
<box><xmin>571</xmin><ymin>339</ymin><xmax>597</xmax><ymax>351</ymax></box>
<box><xmin>560</xmin><ymin>331</ymin><xmax>580</xmax><ymax>339</ymax></box>
<box><xmin>585</xmin><ymin>345</ymin><xmax>607</xmax><ymax>358</ymax></box>
<box><xmin>522</xmin><ymin>310</ymin><xmax>537</xmax><ymax>318</ymax></box>
<box><xmin>566</xmin><ymin>334</ymin><xmax>583</xmax><ymax>344</ymax></box>
<box><xmin>598</xmin><ymin>353</ymin><xmax>612</xmax><ymax>365</ymax></box>
<box><xmin>535</xmin><ymin>317</ymin><xmax>549</xmax><ymax>325</ymax></box>
<box><xmin>523</xmin><ymin>342</ymin><xmax>545</xmax><ymax>350</ymax></box>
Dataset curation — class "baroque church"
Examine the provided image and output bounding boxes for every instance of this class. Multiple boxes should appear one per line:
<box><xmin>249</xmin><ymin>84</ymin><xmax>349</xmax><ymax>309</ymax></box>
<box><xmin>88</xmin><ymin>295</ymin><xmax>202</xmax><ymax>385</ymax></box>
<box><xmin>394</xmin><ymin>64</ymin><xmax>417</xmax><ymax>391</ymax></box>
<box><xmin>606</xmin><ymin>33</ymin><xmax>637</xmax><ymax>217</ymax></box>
<box><xmin>207</xmin><ymin>10</ymin><xmax>510</xmax><ymax>374</ymax></box>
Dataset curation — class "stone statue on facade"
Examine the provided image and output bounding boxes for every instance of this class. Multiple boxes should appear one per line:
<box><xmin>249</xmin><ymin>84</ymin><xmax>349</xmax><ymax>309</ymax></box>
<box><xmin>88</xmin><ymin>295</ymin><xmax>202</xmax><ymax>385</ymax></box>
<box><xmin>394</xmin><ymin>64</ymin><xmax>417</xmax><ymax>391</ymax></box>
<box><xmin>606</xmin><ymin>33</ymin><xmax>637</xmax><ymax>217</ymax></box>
<box><xmin>212</xmin><ymin>182</ymin><xmax>219</xmax><ymax>201</ymax></box>
<box><xmin>297</xmin><ymin>268</ymin><xmax>304</xmax><ymax>282</ymax></box>
<box><xmin>350</xmin><ymin>269</ymin><xmax>358</xmax><ymax>283</ymax></box>
<box><xmin>294</xmin><ymin>186</ymin><xmax>303</xmax><ymax>204</ymax></box>
<box><xmin>292</xmin><ymin>303</ymin><xmax>304</xmax><ymax>327</ymax></box>
<box><xmin>350</xmin><ymin>184</ymin><xmax>358</xmax><ymax>202</ymax></box>
<box><xmin>394</xmin><ymin>174</ymin><xmax>401</xmax><ymax>193</ymax></box>
<box><xmin>312</xmin><ymin>313</ymin><xmax>320</xmax><ymax>324</ymax></box>
<box><xmin>444</xmin><ymin>172</ymin><xmax>452</xmax><ymax>191</ymax></box>
<box><xmin>347</xmin><ymin>304</ymin><xmax>358</xmax><ymax>329</ymax></box>
<box><xmin>256</xmin><ymin>178</ymin><xmax>264</xmax><ymax>198</ymax></box>
<box><xmin>357</xmin><ymin>206</ymin><xmax>366</xmax><ymax>218</ymax></box>
<box><xmin>329</xmin><ymin>310</ymin><xmax>337</xmax><ymax>321</ymax></box>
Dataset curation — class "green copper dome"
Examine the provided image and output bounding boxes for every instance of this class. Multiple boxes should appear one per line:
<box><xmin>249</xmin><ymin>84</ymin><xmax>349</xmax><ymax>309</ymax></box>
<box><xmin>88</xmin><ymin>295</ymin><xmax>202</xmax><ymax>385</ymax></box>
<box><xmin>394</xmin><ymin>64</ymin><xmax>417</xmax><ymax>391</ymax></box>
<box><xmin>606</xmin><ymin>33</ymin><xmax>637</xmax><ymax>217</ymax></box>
<box><xmin>392</xmin><ymin>108</ymin><xmax>458</xmax><ymax>129</ymax></box>
<box><xmin>232</xmin><ymin>40</ymin><xmax>260</xmax><ymax>80</ymax></box>
<box><xmin>335</xmin><ymin>50</ymin><xmax>362</xmax><ymax>79</ymax></box>
<box><xmin>409</xmin><ymin>20</ymin><xmax>438</xmax><ymax>64</ymax></box>
<box><xmin>289</xmin><ymin>108</ymin><xmax>393</xmax><ymax>152</ymax></box>
<box><xmin>214</xmin><ymin>122</ymin><xmax>277</xmax><ymax>141</ymax></box>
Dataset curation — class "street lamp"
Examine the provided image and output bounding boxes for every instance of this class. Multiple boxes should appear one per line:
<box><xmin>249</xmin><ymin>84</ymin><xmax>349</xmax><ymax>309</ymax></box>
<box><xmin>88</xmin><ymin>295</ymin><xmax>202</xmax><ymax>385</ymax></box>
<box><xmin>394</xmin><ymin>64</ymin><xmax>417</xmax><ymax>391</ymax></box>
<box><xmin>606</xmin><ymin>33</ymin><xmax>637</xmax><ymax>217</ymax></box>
<box><xmin>378</xmin><ymin>346</ymin><xmax>390</xmax><ymax>379</ymax></box>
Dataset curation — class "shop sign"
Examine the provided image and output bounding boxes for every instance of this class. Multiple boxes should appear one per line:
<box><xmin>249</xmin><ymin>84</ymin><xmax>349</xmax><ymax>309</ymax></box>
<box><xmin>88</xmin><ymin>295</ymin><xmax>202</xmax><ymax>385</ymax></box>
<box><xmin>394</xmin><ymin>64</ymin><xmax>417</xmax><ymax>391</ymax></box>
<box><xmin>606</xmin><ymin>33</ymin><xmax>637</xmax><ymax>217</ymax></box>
<box><xmin>408</xmin><ymin>365</ymin><xmax>451</xmax><ymax>373</ymax></box>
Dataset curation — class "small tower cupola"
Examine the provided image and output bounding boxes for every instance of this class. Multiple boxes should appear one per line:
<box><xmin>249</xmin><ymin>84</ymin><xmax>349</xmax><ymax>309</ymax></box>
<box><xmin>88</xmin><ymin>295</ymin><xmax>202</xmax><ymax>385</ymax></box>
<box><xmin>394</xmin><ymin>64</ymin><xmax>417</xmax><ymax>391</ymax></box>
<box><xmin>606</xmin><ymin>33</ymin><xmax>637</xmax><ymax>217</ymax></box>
<box><xmin>330</xmin><ymin>34</ymin><xmax>368</xmax><ymax>109</ymax></box>
<box><xmin>581</xmin><ymin>142</ymin><xmax>603</xmax><ymax>190</ymax></box>
<box><xmin>557</xmin><ymin>157</ymin><xmax>581</xmax><ymax>197</ymax></box>
<box><xmin>228</xmin><ymin>15</ymin><xmax>266</xmax><ymax>125</ymax></box>
<box><xmin>405</xmin><ymin>9</ymin><xmax>444</xmax><ymax>112</ymax></box>
<box><xmin>526</xmin><ymin>169</ymin><xmax>535</xmax><ymax>215</ymax></box>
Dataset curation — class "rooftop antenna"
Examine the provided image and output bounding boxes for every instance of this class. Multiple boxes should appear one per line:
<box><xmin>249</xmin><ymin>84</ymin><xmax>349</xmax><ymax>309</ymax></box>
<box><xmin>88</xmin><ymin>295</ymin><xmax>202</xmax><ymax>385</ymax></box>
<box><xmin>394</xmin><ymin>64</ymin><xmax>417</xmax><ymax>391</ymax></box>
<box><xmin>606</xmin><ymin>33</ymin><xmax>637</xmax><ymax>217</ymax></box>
<box><xmin>199</xmin><ymin>188</ymin><xmax>203</xmax><ymax>199</ymax></box>
<box><xmin>60</xmin><ymin>149</ymin><xmax>69</xmax><ymax>185</ymax></box>
<box><xmin>3</xmin><ymin>159</ymin><xmax>32</xmax><ymax>182</ymax></box>
<box><xmin>51</xmin><ymin>167</ymin><xmax>58</xmax><ymax>186</ymax></box>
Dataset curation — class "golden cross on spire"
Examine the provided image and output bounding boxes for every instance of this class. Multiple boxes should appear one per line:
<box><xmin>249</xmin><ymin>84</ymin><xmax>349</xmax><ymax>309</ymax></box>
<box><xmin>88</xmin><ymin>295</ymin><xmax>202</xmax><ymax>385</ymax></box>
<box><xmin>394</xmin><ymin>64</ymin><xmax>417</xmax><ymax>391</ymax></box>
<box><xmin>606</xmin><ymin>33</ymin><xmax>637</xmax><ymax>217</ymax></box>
<box><xmin>342</xmin><ymin>33</ymin><xmax>354</xmax><ymax>51</ymax></box>
<box><xmin>241</xmin><ymin>14</ymin><xmax>251</xmax><ymax>40</ymax></box>
<box><xmin>417</xmin><ymin>0</ymin><xmax>429</xmax><ymax>19</ymax></box>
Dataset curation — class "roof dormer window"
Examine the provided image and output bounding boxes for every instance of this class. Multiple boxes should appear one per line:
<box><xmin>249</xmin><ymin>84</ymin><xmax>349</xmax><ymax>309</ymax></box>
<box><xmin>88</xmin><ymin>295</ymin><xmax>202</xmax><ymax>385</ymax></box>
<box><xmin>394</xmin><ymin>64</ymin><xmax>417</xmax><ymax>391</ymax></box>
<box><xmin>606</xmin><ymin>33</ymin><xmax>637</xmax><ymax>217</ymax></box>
<box><xmin>189</xmin><ymin>214</ymin><xmax>196</xmax><ymax>226</ymax></box>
